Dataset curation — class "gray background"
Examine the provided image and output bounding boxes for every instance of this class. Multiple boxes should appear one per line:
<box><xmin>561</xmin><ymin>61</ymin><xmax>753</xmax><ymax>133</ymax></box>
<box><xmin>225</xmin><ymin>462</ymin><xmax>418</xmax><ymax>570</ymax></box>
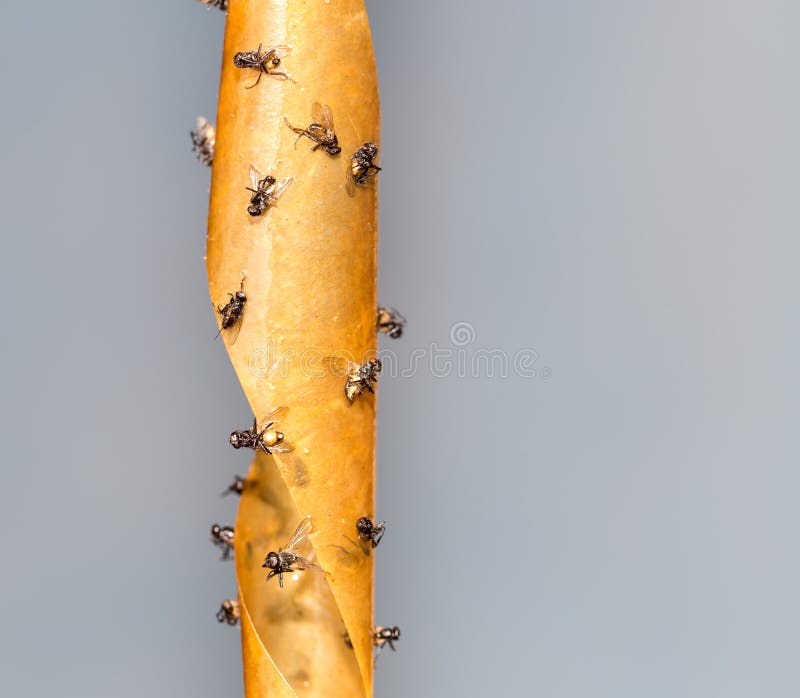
<box><xmin>1</xmin><ymin>1</ymin><xmax>798</xmax><ymax>696</ymax></box>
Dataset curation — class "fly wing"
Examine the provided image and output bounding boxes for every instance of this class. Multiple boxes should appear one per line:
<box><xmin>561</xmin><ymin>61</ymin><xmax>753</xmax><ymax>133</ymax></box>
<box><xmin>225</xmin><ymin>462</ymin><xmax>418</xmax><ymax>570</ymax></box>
<box><xmin>345</xmin><ymin>380</ymin><xmax>362</xmax><ymax>403</ymax></box>
<box><xmin>291</xmin><ymin>555</ymin><xmax>324</xmax><ymax>573</ymax></box>
<box><xmin>269</xmin><ymin>440</ymin><xmax>294</xmax><ymax>454</ymax></box>
<box><xmin>388</xmin><ymin>308</ymin><xmax>406</xmax><ymax>327</ymax></box>
<box><xmin>325</xmin><ymin>355</ymin><xmax>360</xmax><ymax>380</ymax></box>
<box><xmin>249</xmin><ymin>164</ymin><xmax>263</xmax><ymax>191</ymax></box>
<box><xmin>195</xmin><ymin>116</ymin><xmax>214</xmax><ymax>140</ymax></box>
<box><xmin>321</xmin><ymin>103</ymin><xmax>335</xmax><ymax>131</ymax></box>
<box><xmin>372</xmin><ymin>522</ymin><xmax>386</xmax><ymax>546</ymax></box>
<box><xmin>215</xmin><ymin>298</ymin><xmax>242</xmax><ymax>344</ymax></box>
<box><xmin>270</xmin><ymin>177</ymin><xmax>294</xmax><ymax>203</ymax></box>
<box><xmin>261</xmin><ymin>405</ymin><xmax>289</xmax><ymax>427</ymax></box>
<box><xmin>312</xmin><ymin>102</ymin><xmax>334</xmax><ymax>131</ymax></box>
<box><xmin>346</xmin><ymin>160</ymin><xmax>357</xmax><ymax>197</ymax></box>
<box><xmin>220</xmin><ymin>313</ymin><xmax>242</xmax><ymax>345</ymax></box>
<box><xmin>284</xmin><ymin>515</ymin><xmax>313</xmax><ymax>553</ymax></box>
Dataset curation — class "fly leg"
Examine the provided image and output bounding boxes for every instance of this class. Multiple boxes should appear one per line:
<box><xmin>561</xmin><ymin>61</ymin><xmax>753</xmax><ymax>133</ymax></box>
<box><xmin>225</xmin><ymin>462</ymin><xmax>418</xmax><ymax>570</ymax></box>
<box><xmin>246</xmin><ymin>69</ymin><xmax>263</xmax><ymax>89</ymax></box>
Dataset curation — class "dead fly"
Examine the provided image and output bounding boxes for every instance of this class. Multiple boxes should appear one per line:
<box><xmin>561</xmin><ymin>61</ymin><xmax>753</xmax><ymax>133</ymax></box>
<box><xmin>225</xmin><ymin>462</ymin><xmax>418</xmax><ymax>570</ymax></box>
<box><xmin>246</xmin><ymin>165</ymin><xmax>293</xmax><ymax>217</ymax></box>
<box><xmin>196</xmin><ymin>0</ymin><xmax>227</xmax><ymax>10</ymax></box>
<box><xmin>346</xmin><ymin>142</ymin><xmax>381</xmax><ymax>195</ymax></box>
<box><xmin>215</xmin><ymin>274</ymin><xmax>247</xmax><ymax>342</ymax></box>
<box><xmin>356</xmin><ymin>517</ymin><xmax>386</xmax><ymax>549</ymax></box>
<box><xmin>190</xmin><ymin>116</ymin><xmax>215</xmax><ymax>166</ymax></box>
<box><xmin>221</xmin><ymin>474</ymin><xmax>246</xmax><ymax>497</ymax></box>
<box><xmin>216</xmin><ymin>599</ymin><xmax>240</xmax><ymax>625</ymax></box>
<box><xmin>262</xmin><ymin>516</ymin><xmax>324</xmax><ymax>588</ymax></box>
<box><xmin>210</xmin><ymin>524</ymin><xmax>235</xmax><ymax>560</ymax></box>
<box><xmin>284</xmin><ymin>102</ymin><xmax>341</xmax><ymax>155</ymax></box>
<box><xmin>233</xmin><ymin>44</ymin><xmax>291</xmax><ymax>88</ymax></box>
<box><xmin>377</xmin><ymin>307</ymin><xmax>406</xmax><ymax>339</ymax></box>
<box><xmin>230</xmin><ymin>406</ymin><xmax>292</xmax><ymax>455</ymax></box>
<box><xmin>327</xmin><ymin>356</ymin><xmax>382</xmax><ymax>402</ymax></box>
<box><xmin>373</xmin><ymin>626</ymin><xmax>401</xmax><ymax>655</ymax></box>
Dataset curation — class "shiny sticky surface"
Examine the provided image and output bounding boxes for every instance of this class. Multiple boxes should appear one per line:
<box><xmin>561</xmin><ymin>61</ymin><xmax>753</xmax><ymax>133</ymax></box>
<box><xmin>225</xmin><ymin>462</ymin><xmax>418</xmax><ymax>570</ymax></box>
<box><xmin>207</xmin><ymin>0</ymin><xmax>380</xmax><ymax>695</ymax></box>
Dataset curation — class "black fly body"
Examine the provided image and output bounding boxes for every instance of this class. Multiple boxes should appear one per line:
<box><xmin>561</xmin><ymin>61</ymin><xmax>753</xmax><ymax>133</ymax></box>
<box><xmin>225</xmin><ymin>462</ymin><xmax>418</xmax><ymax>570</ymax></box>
<box><xmin>215</xmin><ymin>274</ymin><xmax>247</xmax><ymax>341</ymax></box>
<box><xmin>356</xmin><ymin>517</ymin><xmax>386</xmax><ymax>549</ymax></box>
<box><xmin>376</xmin><ymin>307</ymin><xmax>406</xmax><ymax>339</ymax></box>
<box><xmin>262</xmin><ymin>516</ymin><xmax>324</xmax><ymax>588</ymax></box>
<box><xmin>346</xmin><ymin>142</ymin><xmax>381</xmax><ymax>195</ymax></box>
<box><xmin>246</xmin><ymin>165</ymin><xmax>293</xmax><ymax>217</ymax></box>
<box><xmin>233</xmin><ymin>44</ymin><xmax>291</xmax><ymax>88</ymax></box>
<box><xmin>229</xmin><ymin>407</ymin><xmax>291</xmax><ymax>455</ymax></box>
<box><xmin>373</xmin><ymin>626</ymin><xmax>401</xmax><ymax>658</ymax></box>
<box><xmin>326</xmin><ymin>356</ymin><xmax>382</xmax><ymax>403</ymax></box>
<box><xmin>210</xmin><ymin>524</ymin><xmax>235</xmax><ymax>560</ymax></box>
<box><xmin>284</xmin><ymin>102</ymin><xmax>341</xmax><ymax>155</ymax></box>
<box><xmin>216</xmin><ymin>599</ymin><xmax>240</xmax><ymax>625</ymax></box>
<box><xmin>221</xmin><ymin>475</ymin><xmax>246</xmax><ymax>497</ymax></box>
<box><xmin>191</xmin><ymin>116</ymin><xmax>215</xmax><ymax>166</ymax></box>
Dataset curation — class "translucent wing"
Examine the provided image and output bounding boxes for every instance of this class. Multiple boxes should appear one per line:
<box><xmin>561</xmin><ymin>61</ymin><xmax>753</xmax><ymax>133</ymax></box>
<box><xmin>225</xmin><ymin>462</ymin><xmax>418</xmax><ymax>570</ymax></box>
<box><xmin>322</xmin><ymin>104</ymin><xmax>335</xmax><ymax>131</ymax></box>
<box><xmin>260</xmin><ymin>405</ymin><xmax>289</xmax><ymax>427</ymax></box>
<box><xmin>325</xmin><ymin>355</ymin><xmax>360</xmax><ymax>379</ymax></box>
<box><xmin>292</xmin><ymin>555</ymin><xmax>324</xmax><ymax>573</ymax></box>
<box><xmin>372</xmin><ymin>522</ymin><xmax>387</xmax><ymax>547</ymax></box>
<box><xmin>223</xmin><ymin>318</ymin><xmax>242</xmax><ymax>345</ymax></box>
<box><xmin>269</xmin><ymin>440</ymin><xmax>294</xmax><ymax>454</ymax></box>
<box><xmin>325</xmin><ymin>355</ymin><xmax>348</xmax><ymax>375</ymax></box>
<box><xmin>388</xmin><ymin>308</ymin><xmax>406</xmax><ymax>326</ymax></box>
<box><xmin>272</xmin><ymin>44</ymin><xmax>292</xmax><ymax>57</ymax></box>
<box><xmin>195</xmin><ymin>116</ymin><xmax>214</xmax><ymax>141</ymax></box>
<box><xmin>270</xmin><ymin>177</ymin><xmax>294</xmax><ymax>203</ymax></box>
<box><xmin>214</xmin><ymin>298</ymin><xmax>242</xmax><ymax>345</ymax></box>
<box><xmin>249</xmin><ymin>163</ymin><xmax>263</xmax><ymax>191</ymax></box>
<box><xmin>312</xmin><ymin>102</ymin><xmax>334</xmax><ymax>130</ymax></box>
<box><xmin>284</xmin><ymin>515</ymin><xmax>313</xmax><ymax>552</ymax></box>
<box><xmin>346</xmin><ymin>161</ymin><xmax>357</xmax><ymax>197</ymax></box>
